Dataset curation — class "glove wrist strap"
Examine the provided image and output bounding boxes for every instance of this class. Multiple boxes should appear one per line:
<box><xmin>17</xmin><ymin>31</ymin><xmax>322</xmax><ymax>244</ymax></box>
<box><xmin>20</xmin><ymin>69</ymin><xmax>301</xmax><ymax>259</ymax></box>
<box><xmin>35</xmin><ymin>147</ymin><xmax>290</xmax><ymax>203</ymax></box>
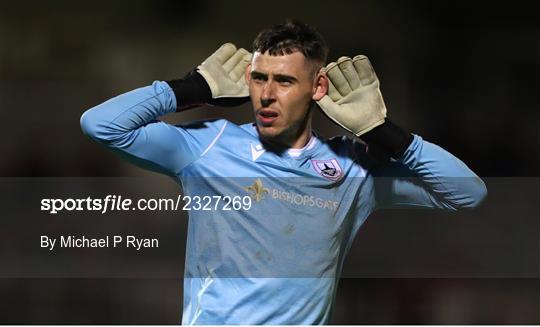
<box><xmin>360</xmin><ymin>119</ymin><xmax>413</xmax><ymax>160</ymax></box>
<box><xmin>167</xmin><ymin>70</ymin><xmax>212</xmax><ymax>111</ymax></box>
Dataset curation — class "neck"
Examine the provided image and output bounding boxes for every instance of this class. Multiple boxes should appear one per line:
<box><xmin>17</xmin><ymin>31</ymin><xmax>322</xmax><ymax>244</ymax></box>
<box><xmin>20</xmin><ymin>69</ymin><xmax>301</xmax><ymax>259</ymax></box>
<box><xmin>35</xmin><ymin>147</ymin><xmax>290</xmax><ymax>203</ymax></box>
<box><xmin>288</xmin><ymin>109</ymin><xmax>313</xmax><ymax>149</ymax></box>
<box><xmin>281</xmin><ymin>111</ymin><xmax>313</xmax><ymax>149</ymax></box>
<box><xmin>289</xmin><ymin>125</ymin><xmax>312</xmax><ymax>149</ymax></box>
<box><xmin>260</xmin><ymin>123</ymin><xmax>313</xmax><ymax>153</ymax></box>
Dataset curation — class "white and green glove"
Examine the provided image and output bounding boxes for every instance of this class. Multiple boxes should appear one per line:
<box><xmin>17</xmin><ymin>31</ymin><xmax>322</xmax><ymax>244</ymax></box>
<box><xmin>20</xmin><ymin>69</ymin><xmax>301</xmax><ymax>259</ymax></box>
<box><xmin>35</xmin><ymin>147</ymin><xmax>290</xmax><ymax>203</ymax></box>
<box><xmin>318</xmin><ymin>55</ymin><xmax>413</xmax><ymax>160</ymax></box>
<box><xmin>168</xmin><ymin>43</ymin><xmax>252</xmax><ymax>109</ymax></box>
<box><xmin>198</xmin><ymin>43</ymin><xmax>252</xmax><ymax>104</ymax></box>
<box><xmin>317</xmin><ymin>55</ymin><xmax>387</xmax><ymax>136</ymax></box>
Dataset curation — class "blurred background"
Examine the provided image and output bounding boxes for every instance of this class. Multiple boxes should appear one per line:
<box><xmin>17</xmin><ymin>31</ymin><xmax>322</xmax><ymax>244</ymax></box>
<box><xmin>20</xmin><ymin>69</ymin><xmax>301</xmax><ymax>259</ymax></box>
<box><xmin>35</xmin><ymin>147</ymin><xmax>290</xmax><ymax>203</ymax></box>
<box><xmin>0</xmin><ymin>0</ymin><xmax>539</xmax><ymax>324</ymax></box>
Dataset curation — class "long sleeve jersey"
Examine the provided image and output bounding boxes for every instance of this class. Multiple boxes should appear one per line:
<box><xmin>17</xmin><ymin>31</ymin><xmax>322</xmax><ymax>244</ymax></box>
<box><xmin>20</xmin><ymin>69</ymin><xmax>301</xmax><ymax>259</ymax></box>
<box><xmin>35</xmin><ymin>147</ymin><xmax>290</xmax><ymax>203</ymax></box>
<box><xmin>80</xmin><ymin>81</ymin><xmax>487</xmax><ymax>324</ymax></box>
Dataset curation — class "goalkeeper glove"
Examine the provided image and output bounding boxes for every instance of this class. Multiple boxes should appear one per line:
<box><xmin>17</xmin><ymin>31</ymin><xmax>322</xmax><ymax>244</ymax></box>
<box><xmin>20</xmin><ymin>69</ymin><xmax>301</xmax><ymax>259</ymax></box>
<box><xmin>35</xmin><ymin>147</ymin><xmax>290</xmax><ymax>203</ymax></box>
<box><xmin>316</xmin><ymin>55</ymin><xmax>386</xmax><ymax>135</ymax></box>
<box><xmin>317</xmin><ymin>55</ymin><xmax>412</xmax><ymax>159</ymax></box>
<box><xmin>168</xmin><ymin>43</ymin><xmax>252</xmax><ymax>110</ymax></box>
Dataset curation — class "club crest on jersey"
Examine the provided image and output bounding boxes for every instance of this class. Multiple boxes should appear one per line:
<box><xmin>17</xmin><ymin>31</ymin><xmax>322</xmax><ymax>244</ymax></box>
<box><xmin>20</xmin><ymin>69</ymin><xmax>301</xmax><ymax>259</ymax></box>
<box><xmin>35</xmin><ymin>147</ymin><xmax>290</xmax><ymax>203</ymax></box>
<box><xmin>311</xmin><ymin>159</ymin><xmax>343</xmax><ymax>181</ymax></box>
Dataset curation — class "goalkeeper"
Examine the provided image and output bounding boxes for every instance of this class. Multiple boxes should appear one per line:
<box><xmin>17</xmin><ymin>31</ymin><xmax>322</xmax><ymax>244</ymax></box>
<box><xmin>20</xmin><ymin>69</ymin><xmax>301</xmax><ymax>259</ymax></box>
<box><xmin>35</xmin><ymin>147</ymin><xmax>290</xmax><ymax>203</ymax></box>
<box><xmin>80</xmin><ymin>20</ymin><xmax>487</xmax><ymax>324</ymax></box>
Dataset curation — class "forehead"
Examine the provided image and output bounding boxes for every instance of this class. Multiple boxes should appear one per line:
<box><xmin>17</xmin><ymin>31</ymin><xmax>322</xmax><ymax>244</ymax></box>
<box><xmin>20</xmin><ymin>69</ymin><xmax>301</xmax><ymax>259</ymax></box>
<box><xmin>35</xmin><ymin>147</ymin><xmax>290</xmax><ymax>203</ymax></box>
<box><xmin>251</xmin><ymin>51</ymin><xmax>310</xmax><ymax>77</ymax></box>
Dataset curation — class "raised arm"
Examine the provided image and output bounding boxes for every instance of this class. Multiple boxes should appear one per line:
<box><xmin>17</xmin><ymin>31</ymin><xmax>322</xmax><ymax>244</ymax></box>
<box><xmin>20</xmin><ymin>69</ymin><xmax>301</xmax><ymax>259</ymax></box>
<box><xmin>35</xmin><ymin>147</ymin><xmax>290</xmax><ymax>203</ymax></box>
<box><xmin>80</xmin><ymin>81</ymin><xmax>197</xmax><ymax>176</ymax></box>
<box><xmin>80</xmin><ymin>43</ymin><xmax>252</xmax><ymax>176</ymax></box>
<box><xmin>317</xmin><ymin>55</ymin><xmax>487</xmax><ymax>210</ymax></box>
<box><xmin>371</xmin><ymin>134</ymin><xmax>487</xmax><ymax>210</ymax></box>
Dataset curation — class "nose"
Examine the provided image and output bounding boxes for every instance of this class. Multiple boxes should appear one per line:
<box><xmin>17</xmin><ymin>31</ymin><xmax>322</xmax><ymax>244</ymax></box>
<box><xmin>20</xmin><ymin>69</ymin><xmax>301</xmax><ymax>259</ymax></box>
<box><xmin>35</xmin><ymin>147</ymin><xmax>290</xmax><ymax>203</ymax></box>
<box><xmin>260</xmin><ymin>82</ymin><xmax>276</xmax><ymax>108</ymax></box>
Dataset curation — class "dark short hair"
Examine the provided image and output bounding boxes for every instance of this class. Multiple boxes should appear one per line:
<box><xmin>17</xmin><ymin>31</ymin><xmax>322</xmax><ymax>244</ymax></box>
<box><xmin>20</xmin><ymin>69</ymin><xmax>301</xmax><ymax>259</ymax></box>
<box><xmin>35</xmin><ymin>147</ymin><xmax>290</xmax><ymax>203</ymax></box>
<box><xmin>252</xmin><ymin>19</ymin><xmax>328</xmax><ymax>64</ymax></box>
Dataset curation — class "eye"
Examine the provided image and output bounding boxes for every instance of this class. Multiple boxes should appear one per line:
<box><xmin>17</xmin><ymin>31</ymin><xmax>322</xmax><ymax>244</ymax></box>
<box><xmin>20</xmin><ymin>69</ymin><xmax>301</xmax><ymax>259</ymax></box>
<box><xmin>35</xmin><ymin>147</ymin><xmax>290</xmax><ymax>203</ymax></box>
<box><xmin>250</xmin><ymin>72</ymin><xmax>267</xmax><ymax>83</ymax></box>
<box><xmin>253</xmin><ymin>78</ymin><xmax>265</xmax><ymax>86</ymax></box>
<box><xmin>276</xmin><ymin>78</ymin><xmax>293</xmax><ymax>86</ymax></box>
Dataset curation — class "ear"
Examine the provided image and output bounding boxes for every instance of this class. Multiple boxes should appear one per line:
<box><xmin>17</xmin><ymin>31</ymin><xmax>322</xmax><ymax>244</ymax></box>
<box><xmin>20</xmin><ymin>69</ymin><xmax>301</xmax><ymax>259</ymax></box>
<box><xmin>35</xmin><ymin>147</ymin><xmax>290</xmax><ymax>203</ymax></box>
<box><xmin>245</xmin><ymin>63</ymin><xmax>252</xmax><ymax>84</ymax></box>
<box><xmin>312</xmin><ymin>70</ymin><xmax>328</xmax><ymax>101</ymax></box>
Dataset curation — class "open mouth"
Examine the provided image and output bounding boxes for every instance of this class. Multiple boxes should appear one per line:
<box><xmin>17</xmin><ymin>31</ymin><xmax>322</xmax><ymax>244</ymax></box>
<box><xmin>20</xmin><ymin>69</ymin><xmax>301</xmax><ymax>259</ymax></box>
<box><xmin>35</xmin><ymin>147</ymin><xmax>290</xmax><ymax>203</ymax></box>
<box><xmin>257</xmin><ymin>109</ymin><xmax>279</xmax><ymax>125</ymax></box>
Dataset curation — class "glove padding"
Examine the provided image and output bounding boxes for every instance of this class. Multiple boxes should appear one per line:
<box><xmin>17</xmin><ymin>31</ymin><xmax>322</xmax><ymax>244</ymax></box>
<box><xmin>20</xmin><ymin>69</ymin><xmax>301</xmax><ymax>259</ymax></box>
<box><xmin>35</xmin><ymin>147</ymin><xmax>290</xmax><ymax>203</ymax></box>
<box><xmin>317</xmin><ymin>55</ymin><xmax>387</xmax><ymax>136</ymax></box>
<box><xmin>198</xmin><ymin>43</ymin><xmax>252</xmax><ymax>106</ymax></box>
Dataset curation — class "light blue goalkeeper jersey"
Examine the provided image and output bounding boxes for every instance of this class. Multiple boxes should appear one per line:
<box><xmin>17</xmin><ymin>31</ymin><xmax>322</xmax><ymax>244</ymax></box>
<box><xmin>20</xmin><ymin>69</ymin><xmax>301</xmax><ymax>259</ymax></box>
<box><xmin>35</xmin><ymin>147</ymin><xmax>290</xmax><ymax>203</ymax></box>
<box><xmin>80</xmin><ymin>81</ymin><xmax>487</xmax><ymax>324</ymax></box>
